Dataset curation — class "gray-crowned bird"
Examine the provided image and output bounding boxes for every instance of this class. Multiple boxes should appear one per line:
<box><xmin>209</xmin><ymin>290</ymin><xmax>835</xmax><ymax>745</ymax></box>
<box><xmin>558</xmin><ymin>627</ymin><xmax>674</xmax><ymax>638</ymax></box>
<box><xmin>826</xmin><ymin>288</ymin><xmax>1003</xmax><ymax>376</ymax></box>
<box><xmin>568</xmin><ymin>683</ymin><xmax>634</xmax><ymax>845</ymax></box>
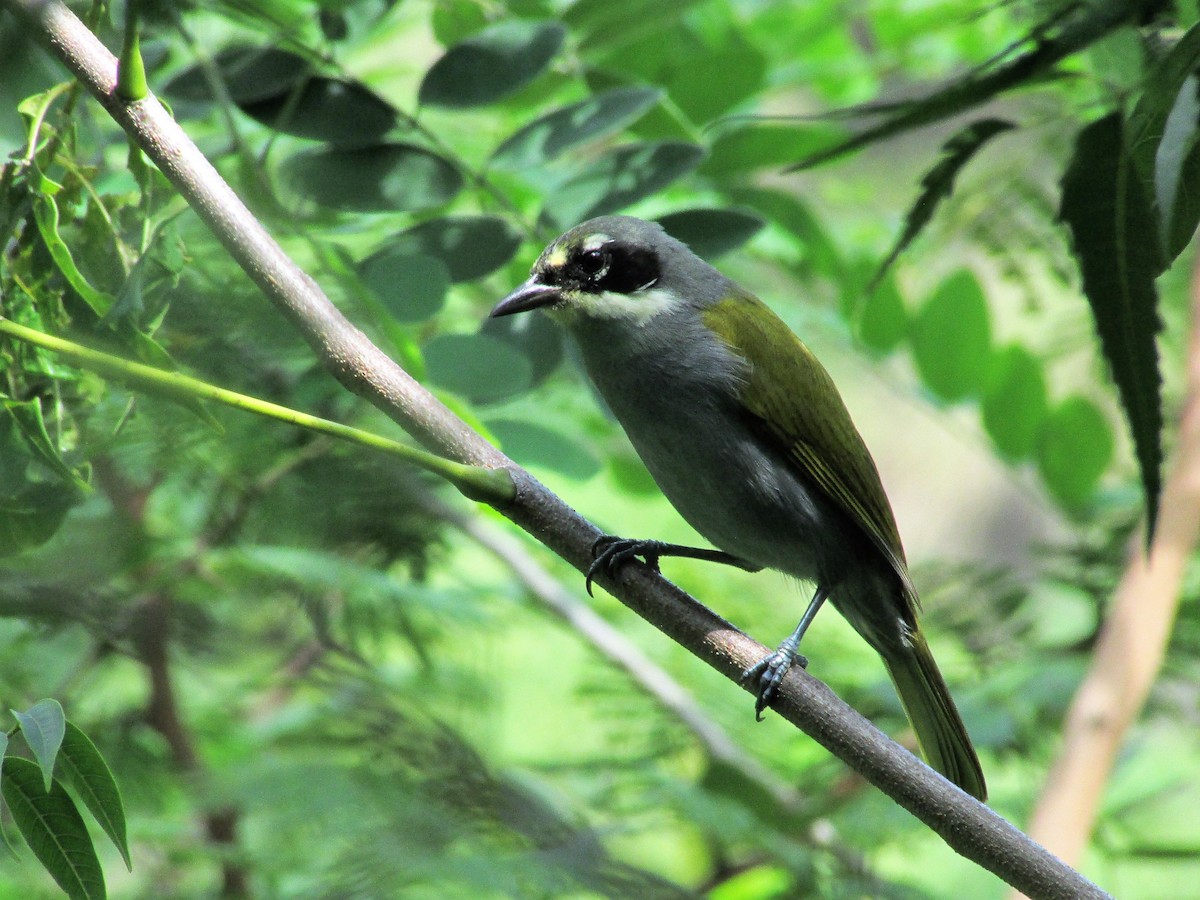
<box><xmin>490</xmin><ymin>215</ymin><xmax>986</xmax><ymax>800</ymax></box>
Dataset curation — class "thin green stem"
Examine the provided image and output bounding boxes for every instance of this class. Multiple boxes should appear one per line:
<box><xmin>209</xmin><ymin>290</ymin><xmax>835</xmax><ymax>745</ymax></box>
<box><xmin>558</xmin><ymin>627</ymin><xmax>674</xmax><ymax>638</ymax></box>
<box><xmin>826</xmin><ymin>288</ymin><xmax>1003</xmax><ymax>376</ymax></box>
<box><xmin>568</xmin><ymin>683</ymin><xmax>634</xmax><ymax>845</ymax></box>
<box><xmin>0</xmin><ymin>318</ymin><xmax>514</xmax><ymax>505</ymax></box>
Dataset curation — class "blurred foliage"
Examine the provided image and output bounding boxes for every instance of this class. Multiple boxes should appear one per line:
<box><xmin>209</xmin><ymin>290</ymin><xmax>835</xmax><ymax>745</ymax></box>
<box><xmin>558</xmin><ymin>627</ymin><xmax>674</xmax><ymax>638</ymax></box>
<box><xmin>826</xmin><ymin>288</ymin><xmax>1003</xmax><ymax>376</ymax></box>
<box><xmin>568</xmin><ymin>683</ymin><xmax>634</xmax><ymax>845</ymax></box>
<box><xmin>1</xmin><ymin>0</ymin><xmax>1198</xmax><ymax>897</ymax></box>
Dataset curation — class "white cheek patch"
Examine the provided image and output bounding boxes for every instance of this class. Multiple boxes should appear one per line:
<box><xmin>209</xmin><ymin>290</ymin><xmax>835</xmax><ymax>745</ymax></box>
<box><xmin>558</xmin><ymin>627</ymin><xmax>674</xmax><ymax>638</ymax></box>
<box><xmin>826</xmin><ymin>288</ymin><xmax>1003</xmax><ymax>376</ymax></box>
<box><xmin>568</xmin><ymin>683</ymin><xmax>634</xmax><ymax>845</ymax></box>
<box><xmin>552</xmin><ymin>287</ymin><xmax>683</xmax><ymax>326</ymax></box>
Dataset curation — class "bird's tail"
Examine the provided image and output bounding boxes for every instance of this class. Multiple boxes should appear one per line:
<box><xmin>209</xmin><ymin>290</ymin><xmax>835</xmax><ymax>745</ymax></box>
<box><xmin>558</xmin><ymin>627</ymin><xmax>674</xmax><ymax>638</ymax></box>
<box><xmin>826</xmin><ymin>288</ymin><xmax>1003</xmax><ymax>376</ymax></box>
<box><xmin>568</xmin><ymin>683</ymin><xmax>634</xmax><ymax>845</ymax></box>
<box><xmin>882</xmin><ymin>631</ymin><xmax>987</xmax><ymax>801</ymax></box>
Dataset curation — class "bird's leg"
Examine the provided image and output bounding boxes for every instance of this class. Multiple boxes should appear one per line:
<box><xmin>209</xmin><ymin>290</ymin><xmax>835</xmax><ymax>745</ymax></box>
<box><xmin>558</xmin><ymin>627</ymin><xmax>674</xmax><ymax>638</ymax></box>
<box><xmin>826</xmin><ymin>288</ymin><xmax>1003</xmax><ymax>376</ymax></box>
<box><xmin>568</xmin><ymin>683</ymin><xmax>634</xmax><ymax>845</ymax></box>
<box><xmin>585</xmin><ymin>535</ymin><xmax>760</xmax><ymax>596</ymax></box>
<box><xmin>742</xmin><ymin>585</ymin><xmax>831</xmax><ymax>721</ymax></box>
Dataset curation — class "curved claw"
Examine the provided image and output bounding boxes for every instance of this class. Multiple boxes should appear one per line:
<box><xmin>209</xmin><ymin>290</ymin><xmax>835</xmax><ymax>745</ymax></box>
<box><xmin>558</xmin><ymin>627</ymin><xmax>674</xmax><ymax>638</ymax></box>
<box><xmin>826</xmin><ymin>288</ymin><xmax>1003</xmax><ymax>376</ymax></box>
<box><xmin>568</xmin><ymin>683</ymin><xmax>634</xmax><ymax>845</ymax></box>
<box><xmin>585</xmin><ymin>536</ymin><xmax>665</xmax><ymax>596</ymax></box>
<box><xmin>741</xmin><ymin>648</ymin><xmax>809</xmax><ymax>721</ymax></box>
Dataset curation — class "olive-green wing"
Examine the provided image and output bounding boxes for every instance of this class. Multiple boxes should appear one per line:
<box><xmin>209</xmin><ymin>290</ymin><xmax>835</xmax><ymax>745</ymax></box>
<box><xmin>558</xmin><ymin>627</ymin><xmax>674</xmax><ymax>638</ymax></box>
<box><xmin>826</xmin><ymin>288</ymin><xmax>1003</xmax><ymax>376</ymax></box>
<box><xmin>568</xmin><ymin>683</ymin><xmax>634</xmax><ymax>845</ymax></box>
<box><xmin>703</xmin><ymin>291</ymin><xmax>915</xmax><ymax>599</ymax></box>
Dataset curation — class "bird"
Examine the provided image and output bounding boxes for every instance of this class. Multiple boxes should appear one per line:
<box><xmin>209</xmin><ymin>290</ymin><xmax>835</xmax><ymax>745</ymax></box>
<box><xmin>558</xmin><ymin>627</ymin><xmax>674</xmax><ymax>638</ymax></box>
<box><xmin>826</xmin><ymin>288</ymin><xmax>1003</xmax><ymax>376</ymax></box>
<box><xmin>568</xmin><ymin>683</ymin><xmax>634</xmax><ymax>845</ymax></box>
<box><xmin>489</xmin><ymin>215</ymin><xmax>986</xmax><ymax>800</ymax></box>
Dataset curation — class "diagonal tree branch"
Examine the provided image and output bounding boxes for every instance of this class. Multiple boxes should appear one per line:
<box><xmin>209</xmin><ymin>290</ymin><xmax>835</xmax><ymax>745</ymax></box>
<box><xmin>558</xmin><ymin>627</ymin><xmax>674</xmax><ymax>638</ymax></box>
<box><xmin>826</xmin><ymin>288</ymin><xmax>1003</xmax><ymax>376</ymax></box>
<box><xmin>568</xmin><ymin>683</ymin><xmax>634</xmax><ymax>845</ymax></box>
<box><xmin>3</xmin><ymin>1</ymin><xmax>1111</xmax><ymax>896</ymax></box>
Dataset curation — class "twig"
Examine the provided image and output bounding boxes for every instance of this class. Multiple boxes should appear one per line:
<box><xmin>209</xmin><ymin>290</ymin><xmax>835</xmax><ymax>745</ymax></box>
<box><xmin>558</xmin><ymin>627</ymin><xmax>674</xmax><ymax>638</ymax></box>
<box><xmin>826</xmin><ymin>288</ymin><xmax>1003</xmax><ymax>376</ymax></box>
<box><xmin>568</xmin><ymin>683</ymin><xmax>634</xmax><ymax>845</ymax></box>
<box><xmin>3</xmin><ymin>2</ymin><xmax>1113</xmax><ymax>895</ymax></box>
<box><xmin>1015</xmin><ymin>251</ymin><xmax>1200</xmax><ymax>885</ymax></box>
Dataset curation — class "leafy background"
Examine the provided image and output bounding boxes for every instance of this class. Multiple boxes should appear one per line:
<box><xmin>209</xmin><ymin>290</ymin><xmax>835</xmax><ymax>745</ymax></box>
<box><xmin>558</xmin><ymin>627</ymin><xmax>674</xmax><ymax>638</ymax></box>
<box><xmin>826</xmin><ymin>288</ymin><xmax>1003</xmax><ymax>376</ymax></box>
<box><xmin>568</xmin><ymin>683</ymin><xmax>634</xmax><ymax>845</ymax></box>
<box><xmin>1</xmin><ymin>0</ymin><xmax>1199</xmax><ymax>897</ymax></box>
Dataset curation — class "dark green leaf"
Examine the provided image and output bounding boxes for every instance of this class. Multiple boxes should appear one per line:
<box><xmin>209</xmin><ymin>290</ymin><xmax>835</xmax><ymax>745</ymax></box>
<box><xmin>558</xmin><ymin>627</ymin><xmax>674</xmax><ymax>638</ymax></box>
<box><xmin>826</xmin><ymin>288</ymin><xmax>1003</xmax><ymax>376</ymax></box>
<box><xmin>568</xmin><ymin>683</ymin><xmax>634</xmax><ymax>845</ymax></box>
<box><xmin>1037</xmin><ymin>395</ymin><xmax>1113</xmax><ymax>509</ymax></box>
<box><xmin>873</xmin><ymin>119</ymin><xmax>1014</xmax><ymax>287</ymax></box>
<box><xmin>58</xmin><ymin>722</ymin><xmax>130</xmax><ymax>870</ymax></box>
<box><xmin>423</xmin><ymin>333</ymin><xmax>532</xmax><ymax>403</ymax></box>
<box><xmin>239</xmin><ymin>77</ymin><xmax>398</xmax><ymax>147</ymax></box>
<box><xmin>281</xmin><ymin>143</ymin><xmax>462</xmax><ymax>212</ymax></box>
<box><xmin>1059</xmin><ymin>113</ymin><xmax>1162</xmax><ymax>536</ymax></box>
<box><xmin>12</xmin><ymin>699</ymin><xmax>65</xmax><ymax>792</ymax></box>
<box><xmin>164</xmin><ymin>46</ymin><xmax>310</xmax><ymax>105</ymax></box>
<box><xmin>665</xmin><ymin>31</ymin><xmax>765</xmax><ymax>123</ymax></box>
<box><xmin>0</xmin><ymin>481</ymin><xmax>79</xmax><ymax>558</ymax></box>
<box><xmin>33</xmin><ymin>195</ymin><xmax>116</xmax><ymax>317</ymax></box>
<box><xmin>480</xmin><ymin>310</ymin><xmax>564</xmax><ymax>385</ymax></box>
<box><xmin>542</xmin><ymin>141</ymin><xmax>705</xmax><ymax>228</ymax></box>
<box><xmin>419</xmin><ymin>21</ymin><xmax>565</xmax><ymax>108</ymax></box>
<box><xmin>563</xmin><ymin>0</ymin><xmax>703</xmax><ymax>53</ymax></box>
<box><xmin>360</xmin><ymin>253</ymin><xmax>450</xmax><ymax>322</ymax></box>
<box><xmin>1152</xmin><ymin>76</ymin><xmax>1200</xmax><ymax>259</ymax></box>
<box><xmin>700</xmin><ymin>124</ymin><xmax>846</xmax><ymax>177</ymax></box>
<box><xmin>655</xmin><ymin>208</ymin><xmax>765</xmax><ymax>259</ymax></box>
<box><xmin>485</xmin><ymin>419</ymin><xmax>600</xmax><ymax>479</ymax></box>
<box><xmin>490</xmin><ymin>87</ymin><xmax>663</xmax><ymax>170</ymax></box>
<box><xmin>380</xmin><ymin>216</ymin><xmax>523</xmax><ymax>282</ymax></box>
<box><xmin>1127</xmin><ymin>21</ymin><xmax>1200</xmax><ymax>189</ymax></box>
<box><xmin>856</xmin><ymin>276</ymin><xmax>907</xmax><ymax>353</ymax></box>
<box><xmin>910</xmin><ymin>269</ymin><xmax>992</xmax><ymax>402</ymax></box>
<box><xmin>725</xmin><ymin>187</ymin><xmax>846</xmax><ymax>280</ymax></box>
<box><xmin>431</xmin><ymin>1</ymin><xmax>488</xmax><ymax>47</ymax></box>
<box><xmin>982</xmin><ymin>345</ymin><xmax>1048</xmax><ymax>462</ymax></box>
<box><xmin>1</xmin><ymin>758</ymin><xmax>105</xmax><ymax>900</ymax></box>
<box><xmin>2</xmin><ymin>400</ymin><xmax>89</xmax><ymax>491</ymax></box>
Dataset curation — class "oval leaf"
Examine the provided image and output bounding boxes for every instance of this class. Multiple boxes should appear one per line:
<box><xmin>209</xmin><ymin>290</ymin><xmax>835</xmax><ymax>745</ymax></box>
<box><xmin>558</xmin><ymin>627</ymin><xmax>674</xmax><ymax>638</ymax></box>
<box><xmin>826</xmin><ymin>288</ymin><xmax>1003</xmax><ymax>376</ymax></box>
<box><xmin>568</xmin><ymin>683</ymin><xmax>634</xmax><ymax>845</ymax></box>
<box><xmin>655</xmin><ymin>208</ymin><xmax>765</xmax><ymax>260</ymax></box>
<box><xmin>480</xmin><ymin>310</ymin><xmax>564</xmax><ymax>385</ymax></box>
<box><xmin>419</xmin><ymin>20</ymin><xmax>565</xmax><ymax>108</ymax></box>
<box><xmin>542</xmin><ymin>141</ymin><xmax>705</xmax><ymax>228</ymax></box>
<box><xmin>485</xmin><ymin>419</ymin><xmax>600</xmax><ymax>479</ymax></box>
<box><xmin>423</xmin><ymin>333</ymin><xmax>532</xmax><ymax>403</ymax></box>
<box><xmin>12</xmin><ymin>699</ymin><xmax>65</xmax><ymax>791</ymax></box>
<box><xmin>239</xmin><ymin>77</ymin><xmax>398</xmax><ymax>147</ymax></box>
<box><xmin>700</xmin><ymin>124</ymin><xmax>845</xmax><ymax>177</ymax></box>
<box><xmin>1037</xmin><ymin>395</ymin><xmax>1114</xmax><ymax>509</ymax></box>
<box><xmin>1</xmin><ymin>757</ymin><xmax>105</xmax><ymax>900</ymax></box>
<box><xmin>910</xmin><ymin>269</ymin><xmax>992</xmax><ymax>402</ymax></box>
<box><xmin>281</xmin><ymin>143</ymin><xmax>462</xmax><ymax>213</ymax></box>
<box><xmin>982</xmin><ymin>345</ymin><xmax>1048</xmax><ymax>462</ymax></box>
<box><xmin>856</xmin><ymin>276</ymin><xmax>908</xmax><ymax>353</ymax></box>
<box><xmin>165</xmin><ymin>46</ymin><xmax>310</xmax><ymax>105</ymax></box>
<box><xmin>360</xmin><ymin>252</ymin><xmax>450</xmax><ymax>322</ymax></box>
<box><xmin>382</xmin><ymin>216</ymin><xmax>522</xmax><ymax>282</ymax></box>
<box><xmin>58</xmin><ymin>722</ymin><xmax>131</xmax><ymax>871</ymax></box>
<box><xmin>490</xmin><ymin>86</ymin><xmax>663</xmax><ymax>170</ymax></box>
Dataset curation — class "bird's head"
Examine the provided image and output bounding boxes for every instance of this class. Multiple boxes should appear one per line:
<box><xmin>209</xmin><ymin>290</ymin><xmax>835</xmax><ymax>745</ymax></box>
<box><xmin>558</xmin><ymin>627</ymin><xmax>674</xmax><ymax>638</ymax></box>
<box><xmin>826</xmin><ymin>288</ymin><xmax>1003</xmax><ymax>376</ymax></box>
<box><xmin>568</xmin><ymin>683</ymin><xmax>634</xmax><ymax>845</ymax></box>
<box><xmin>490</xmin><ymin>216</ymin><xmax>713</xmax><ymax>325</ymax></box>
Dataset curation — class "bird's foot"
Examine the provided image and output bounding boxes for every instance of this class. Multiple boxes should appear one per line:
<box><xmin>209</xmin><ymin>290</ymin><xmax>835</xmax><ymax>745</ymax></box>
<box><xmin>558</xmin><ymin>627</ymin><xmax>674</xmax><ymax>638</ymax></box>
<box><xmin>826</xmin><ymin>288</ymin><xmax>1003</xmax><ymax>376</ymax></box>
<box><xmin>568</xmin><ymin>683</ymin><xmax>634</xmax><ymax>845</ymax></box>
<box><xmin>741</xmin><ymin>644</ymin><xmax>809</xmax><ymax>722</ymax></box>
<box><xmin>586</xmin><ymin>536</ymin><xmax>669</xmax><ymax>596</ymax></box>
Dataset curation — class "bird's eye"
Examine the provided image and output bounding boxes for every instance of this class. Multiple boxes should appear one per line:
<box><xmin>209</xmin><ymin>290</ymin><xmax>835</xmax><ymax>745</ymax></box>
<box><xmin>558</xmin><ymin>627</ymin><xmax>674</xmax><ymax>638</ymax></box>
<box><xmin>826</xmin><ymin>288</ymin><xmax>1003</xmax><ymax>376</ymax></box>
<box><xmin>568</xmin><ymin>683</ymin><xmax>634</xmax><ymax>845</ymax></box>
<box><xmin>577</xmin><ymin>247</ymin><xmax>608</xmax><ymax>278</ymax></box>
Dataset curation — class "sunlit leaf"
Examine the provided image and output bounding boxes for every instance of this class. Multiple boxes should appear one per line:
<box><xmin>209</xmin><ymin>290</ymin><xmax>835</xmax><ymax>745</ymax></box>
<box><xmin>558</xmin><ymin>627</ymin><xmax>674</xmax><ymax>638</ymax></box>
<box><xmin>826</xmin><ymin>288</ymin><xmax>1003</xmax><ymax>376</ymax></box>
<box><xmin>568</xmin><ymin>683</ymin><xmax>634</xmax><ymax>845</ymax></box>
<box><xmin>910</xmin><ymin>269</ymin><xmax>992</xmax><ymax>402</ymax></box>
<box><xmin>490</xmin><ymin>87</ymin><xmax>663</xmax><ymax>170</ymax></box>
<box><xmin>239</xmin><ymin>77</ymin><xmax>398</xmax><ymax>146</ymax></box>
<box><xmin>1036</xmin><ymin>395</ymin><xmax>1113</xmax><ymax>509</ymax></box>
<box><xmin>564</xmin><ymin>0</ymin><xmax>703</xmax><ymax>53</ymax></box>
<box><xmin>1059</xmin><ymin>113</ymin><xmax>1162</xmax><ymax>534</ymax></box>
<box><xmin>58</xmin><ymin>722</ymin><xmax>131</xmax><ymax>870</ymax></box>
<box><xmin>982</xmin><ymin>345</ymin><xmax>1048</xmax><ymax>462</ymax></box>
<box><xmin>12</xmin><ymin>699</ymin><xmax>65</xmax><ymax>791</ymax></box>
<box><xmin>542</xmin><ymin>141</ymin><xmax>705</xmax><ymax>228</ymax></box>
<box><xmin>655</xmin><ymin>208</ymin><xmax>765</xmax><ymax>259</ymax></box>
<box><xmin>281</xmin><ymin>143</ymin><xmax>462</xmax><ymax>212</ymax></box>
<box><xmin>33</xmin><ymin>195</ymin><xmax>116</xmax><ymax>317</ymax></box>
<box><xmin>419</xmin><ymin>21</ymin><xmax>565</xmax><ymax>108</ymax></box>
<box><xmin>1</xmin><ymin>757</ymin><xmax>105</xmax><ymax>900</ymax></box>
<box><xmin>856</xmin><ymin>276</ymin><xmax>907</xmax><ymax>353</ymax></box>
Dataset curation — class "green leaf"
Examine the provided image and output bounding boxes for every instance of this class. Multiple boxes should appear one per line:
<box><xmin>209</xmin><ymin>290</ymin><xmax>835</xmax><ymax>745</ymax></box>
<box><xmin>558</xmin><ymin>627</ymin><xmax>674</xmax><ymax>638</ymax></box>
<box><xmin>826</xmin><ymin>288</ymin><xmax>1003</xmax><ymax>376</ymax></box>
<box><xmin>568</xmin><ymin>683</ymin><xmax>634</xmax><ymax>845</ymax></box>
<box><xmin>377</xmin><ymin>216</ymin><xmax>523</xmax><ymax>283</ymax></box>
<box><xmin>1</xmin><ymin>757</ymin><xmax>105</xmax><ymax>900</ymax></box>
<box><xmin>655</xmin><ymin>208</ymin><xmax>765</xmax><ymax>260</ymax></box>
<box><xmin>1126</xmin><ymin>21</ymin><xmax>1200</xmax><ymax>190</ymax></box>
<box><xmin>664</xmin><ymin>31</ymin><xmax>766</xmax><ymax>124</ymax></box>
<box><xmin>2</xmin><ymin>400</ymin><xmax>89</xmax><ymax>492</ymax></box>
<box><xmin>239</xmin><ymin>77</ymin><xmax>398</xmax><ymax>147</ymax></box>
<box><xmin>480</xmin><ymin>309</ymin><xmax>564</xmax><ymax>386</ymax></box>
<box><xmin>33</xmin><ymin>196</ymin><xmax>117</xmax><ymax>317</ymax></box>
<box><xmin>542</xmin><ymin>141</ymin><xmax>705</xmax><ymax>228</ymax></box>
<box><xmin>360</xmin><ymin>253</ymin><xmax>450</xmax><ymax>322</ymax></box>
<box><xmin>12</xmin><ymin>699</ymin><xmax>65</xmax><ymax>792</ymax></box>
<box><xmin>418</xmin><ymin>21</ymin><xmax>565</xmax><ymax>108</ymax></box>
<box><xmin>1151</xmin><ymin>76</ymin><xmax>1200</xmax><ymax>260</ymax></box>
<box><xmin>856</xmin><ymin>276</ymin><xmax>907</xmax><ymax>353</ymax></box>
<box><xmin>431</xmin><ymin>1</ymin><xmax>488</xmax><ymax>47</ymax></box>
<box><xmin>281</xmin><ymin>143</ymin><xmax>462</xmax><ymax>213</ymax></box>
<box><xmin>485</xmin><ymin>419</ymin><xmax>600</xmax><ymax>480</ymax></box>
<box><xmin>0</xmin><ymin>481</ymin><xmax>79</xmax><ymax>558</ymax></box>
<box><xmin>725</xmin><ymin>187</ymin><xmax>846</xmax><ymax>280</ymax></box>
<box><xmin>423</xmin><ymin>333</ymin><xmax>532</xmax><ymax>403</ymax></box>
<box><xmin>165</xmin><ymin>46</ymin><xmax>310</xmax><ymax>105</ymax></box>
<box><xmin>909</xmin><ymin>269</ymin><xmax>992</xmax><ymax>402</ymax></box>
<box><xmin>57</xmin><ymin>722</ymin><xmax>130</xmax><ymax>870</ymax></box>
<box><xmin>1059</xmin><ymin>113</ymin><xmax>1162</xmax><ymax>535</ymax></box>
<box><xmin>700</xmin><ymin>124</ymin><xmax>846</xmax><ymax>177</ymax></box>
<box><xmin>873</xmin><ymin>119</ymin><xmax>1014</xmax><ymax>287</ymax></box>
<box><xmin>1037</xmin><ymin>395</ymin><xmax>1114</xmax><ymax>509</ymax></box>
<box><xmin>982</xmin><ymin>345</ymin><xmax>1048</xmax><ymax>462</ymax></box>
<box><xmin>1021</xmin><ymin>582</ymin><xmax>1098</xmax><ymax>649</ymax></box>
<box><xmin>490</xmin><ymin>87</ymin><xmax>663</xmax><ymax>171</ymax></box>
<box><xmin>563</xmin><ymin>0</ymin><xmax>703</xmax><ymax>54</ymax></box>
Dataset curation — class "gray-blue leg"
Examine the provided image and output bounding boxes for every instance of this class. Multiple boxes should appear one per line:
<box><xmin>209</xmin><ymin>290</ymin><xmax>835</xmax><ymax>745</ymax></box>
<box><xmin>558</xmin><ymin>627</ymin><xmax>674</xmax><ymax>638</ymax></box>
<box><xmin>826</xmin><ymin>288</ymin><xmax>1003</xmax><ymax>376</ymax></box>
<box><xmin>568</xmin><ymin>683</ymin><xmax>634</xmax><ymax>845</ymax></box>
<box><xmin>742</xmin><ymin>585</ymin><xmax>831</xmax><ymax>721</ymax></box>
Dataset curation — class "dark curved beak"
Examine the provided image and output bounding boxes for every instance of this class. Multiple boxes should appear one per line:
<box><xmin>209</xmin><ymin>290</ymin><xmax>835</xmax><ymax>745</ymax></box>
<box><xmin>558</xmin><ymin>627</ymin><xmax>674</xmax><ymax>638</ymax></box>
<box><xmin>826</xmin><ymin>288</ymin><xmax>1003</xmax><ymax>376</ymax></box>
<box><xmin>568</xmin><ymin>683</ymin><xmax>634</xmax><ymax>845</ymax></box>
<box><xmin>489</xmin><ymin>278</ymin><xmax>562</xmax><ymax>318</ymax></box>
